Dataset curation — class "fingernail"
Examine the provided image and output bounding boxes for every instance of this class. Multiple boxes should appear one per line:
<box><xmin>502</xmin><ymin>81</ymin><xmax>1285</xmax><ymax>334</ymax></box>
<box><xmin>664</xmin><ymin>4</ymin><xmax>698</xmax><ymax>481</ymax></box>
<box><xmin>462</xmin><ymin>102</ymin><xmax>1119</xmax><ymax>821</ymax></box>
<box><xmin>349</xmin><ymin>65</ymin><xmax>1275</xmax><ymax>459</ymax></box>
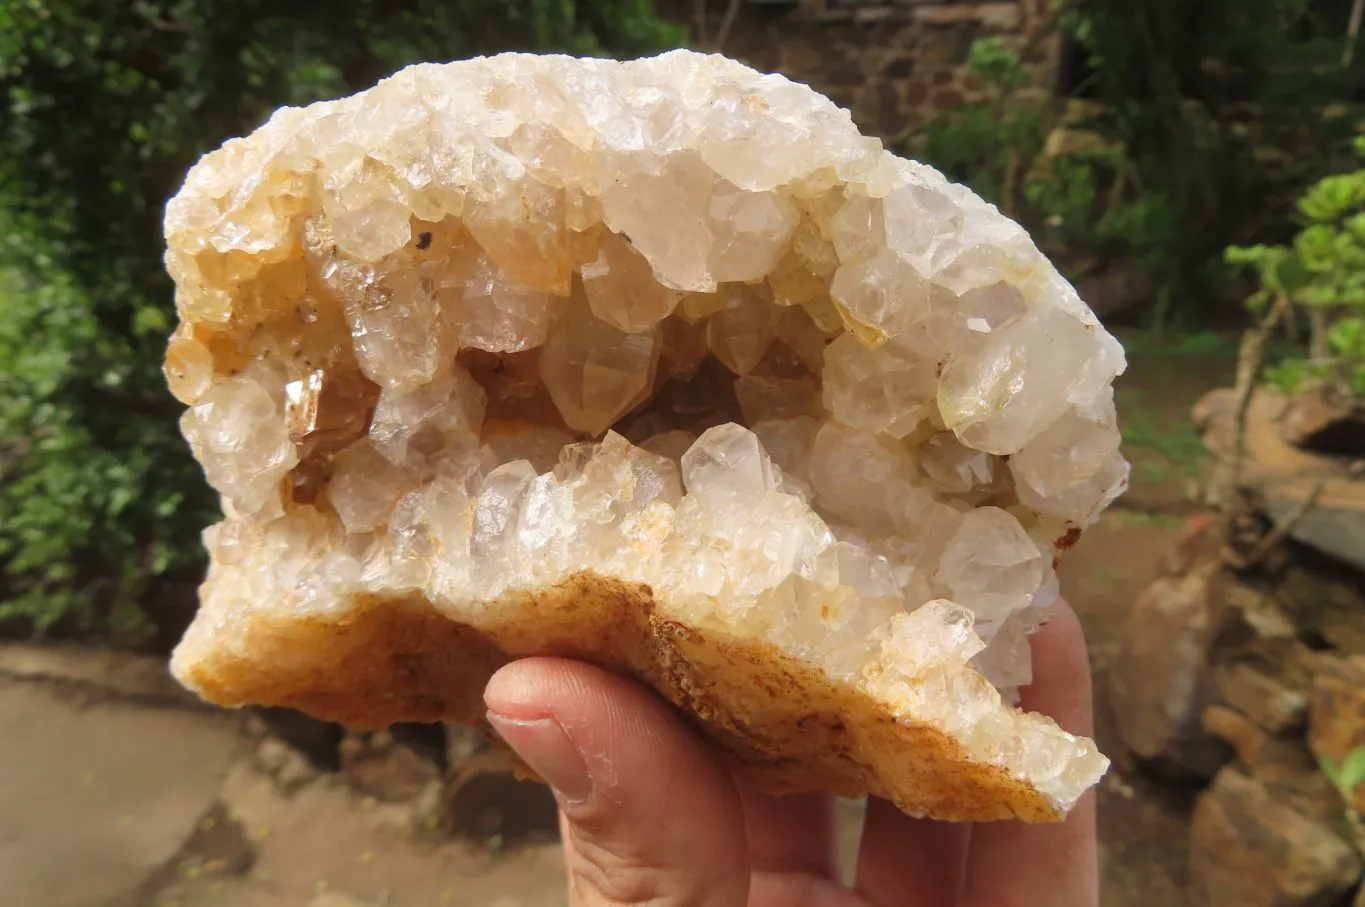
<box><xmin>486</xmin><ymin>711</ymin><xmax>594</xmax><ymax>805</ymax></box>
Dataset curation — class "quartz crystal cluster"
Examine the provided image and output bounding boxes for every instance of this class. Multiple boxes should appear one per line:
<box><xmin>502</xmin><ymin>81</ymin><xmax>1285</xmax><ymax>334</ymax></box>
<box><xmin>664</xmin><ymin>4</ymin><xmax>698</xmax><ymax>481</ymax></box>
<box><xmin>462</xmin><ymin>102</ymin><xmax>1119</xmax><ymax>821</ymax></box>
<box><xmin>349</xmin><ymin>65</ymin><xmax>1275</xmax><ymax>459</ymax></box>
<box><xmin>165</xmin><ymin>50</ymin><xmax>1126</xmax><ymax>820</ymax></box>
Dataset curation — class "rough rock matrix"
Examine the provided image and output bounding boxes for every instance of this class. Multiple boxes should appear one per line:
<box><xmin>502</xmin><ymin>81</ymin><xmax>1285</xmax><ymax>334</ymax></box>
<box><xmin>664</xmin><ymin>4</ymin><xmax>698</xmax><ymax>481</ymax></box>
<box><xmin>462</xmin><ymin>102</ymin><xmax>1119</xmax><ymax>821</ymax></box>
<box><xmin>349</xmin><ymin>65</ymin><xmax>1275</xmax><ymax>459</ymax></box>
<box><xmin>164</xmin><ymin>50</ymin><xmax>1126</xmax><ymax>821</ymax></box>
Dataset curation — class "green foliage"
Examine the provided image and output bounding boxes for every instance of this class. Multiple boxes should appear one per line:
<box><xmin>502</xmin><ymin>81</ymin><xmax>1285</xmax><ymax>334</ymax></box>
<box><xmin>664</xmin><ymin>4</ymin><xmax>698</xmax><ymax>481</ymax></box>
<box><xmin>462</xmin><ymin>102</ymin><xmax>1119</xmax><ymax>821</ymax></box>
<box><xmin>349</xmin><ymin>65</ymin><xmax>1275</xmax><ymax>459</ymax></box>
<box><xmin>966</xmin><ymin>34</ymin><xmax>1030</xmax><ymax>94</ymax></box>
<box><xmin>919</xmin><ymin>34</ymin><xmax>1187</xmax><ymax>310</ymax></box>
<box><xmin>1321</xmin><ymin>746</ymin><xmax>1365</xmax><ymax>808</ymax></box>
<box><xmin>1112</xmin><ymin>327</ymin><xmax>1242</xmax><ymax>359</ymax></box>
<box><xmin>0</xmin><ymin>0</ymin><xmax>684</xmax><ymax>638</ymax></box>
<box><xmin>1226</xmin><ymin>138</ymin><xmax>1365</xmax><ymax>397</ymax></box>
<box><xmin>920</xmin><ymin>37</ymin><xmax>1045</xmax><ymax>214</ymax></box>
<box><xmin>1119</xmin><ymin>411</ymin><xmax>1208</xmax><ymax>468</ymax></box>
<box><xmin>918</xmin><ymin>0</ymin><xmax>1365</xmax><ymax>324</ymax></box>
<box><xmin>1322</xmin><ymin>745</ymin><xmax>1365</xmax><ymax>847</ymax></box>
<box><xmin>1065</xmin><ymin>0</ymin><xmax>1365</xmax><ymax>315</ymax></box>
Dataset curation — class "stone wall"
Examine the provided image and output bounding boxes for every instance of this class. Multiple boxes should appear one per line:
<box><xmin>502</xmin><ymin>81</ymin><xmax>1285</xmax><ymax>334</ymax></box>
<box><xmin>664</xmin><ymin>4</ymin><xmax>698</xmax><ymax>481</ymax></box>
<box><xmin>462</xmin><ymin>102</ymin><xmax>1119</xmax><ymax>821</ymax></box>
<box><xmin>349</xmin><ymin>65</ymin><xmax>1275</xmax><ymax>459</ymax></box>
<box><xmin>662</xmin><ymin>0</ymin><xmax>1060</xmax><ymax>141</ymax></box>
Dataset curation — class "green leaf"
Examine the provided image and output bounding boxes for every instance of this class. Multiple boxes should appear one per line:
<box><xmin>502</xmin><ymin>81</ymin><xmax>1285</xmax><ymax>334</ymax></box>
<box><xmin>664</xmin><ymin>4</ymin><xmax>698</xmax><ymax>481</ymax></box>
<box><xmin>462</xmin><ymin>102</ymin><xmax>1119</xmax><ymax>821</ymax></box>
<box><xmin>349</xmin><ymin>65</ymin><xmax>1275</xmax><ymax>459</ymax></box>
<box><xmin>1299</xmin><ymin>173</ymin><xmax>1365</xmax><ymax>222</ymax></box>
<box><xmin>1340</xmin><ymin>747</ymin><xmax>1365</xmax><ymax>793</ymax></box>
<box><xmin>132</xmin><ymin>305</ymin><xmax>170</xmax><ymax>336</ymax></box>
<box><xmin>1271</xmin><ymin>256</ymin><xmax>1313</xmax><ymax>294</ymax></box>
<box><xmin>1328</xmin><ymin>317</ymin><xmax>1365</xmax><ymax>358</ymax></box>
<box><xmin>1265</xmin><ymin>360</ymin><xmax>1315</xmax><ymax>394</ymax></box>
<box><xmin>1320</xmin><ymin>755</ymin><xmax>1342</xmax><ymax>787</ymax></box>
<box><xmin>1350</xmin><ymin>364</ymin><xmax>1365</xmax><ymax>397</ymax></box>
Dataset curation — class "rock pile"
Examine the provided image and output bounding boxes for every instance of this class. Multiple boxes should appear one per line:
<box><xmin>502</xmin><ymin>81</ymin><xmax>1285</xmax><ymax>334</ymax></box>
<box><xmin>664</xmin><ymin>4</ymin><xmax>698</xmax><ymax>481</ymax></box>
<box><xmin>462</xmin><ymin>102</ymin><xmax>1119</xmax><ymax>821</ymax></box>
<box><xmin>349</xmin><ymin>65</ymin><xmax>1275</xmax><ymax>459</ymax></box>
<box><xmin>1112</xmin><ymin>388</ymin><xmax>1365</xmax><ymax>907</ymax></box>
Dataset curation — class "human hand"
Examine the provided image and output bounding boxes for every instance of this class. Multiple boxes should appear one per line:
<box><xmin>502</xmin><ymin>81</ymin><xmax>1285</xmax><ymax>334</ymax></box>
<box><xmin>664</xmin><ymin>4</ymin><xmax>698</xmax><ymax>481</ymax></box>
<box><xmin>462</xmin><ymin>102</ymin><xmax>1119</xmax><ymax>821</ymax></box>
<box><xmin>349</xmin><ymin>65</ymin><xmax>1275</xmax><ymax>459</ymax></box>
<box><xmin>482</xmin><ymin>601</ymin><xmax>1098</xmax><ymax>907</ymax></box>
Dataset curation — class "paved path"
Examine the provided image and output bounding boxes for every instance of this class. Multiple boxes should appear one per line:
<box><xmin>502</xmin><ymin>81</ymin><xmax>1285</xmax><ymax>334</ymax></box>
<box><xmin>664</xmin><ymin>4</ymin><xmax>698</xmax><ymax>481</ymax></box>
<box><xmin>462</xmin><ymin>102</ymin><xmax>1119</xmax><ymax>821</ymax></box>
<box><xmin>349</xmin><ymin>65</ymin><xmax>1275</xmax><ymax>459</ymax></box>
<box><xmin>0</xmin><ymin>678</ymin><xmax>239</xmax><ymax>907</ymax></box>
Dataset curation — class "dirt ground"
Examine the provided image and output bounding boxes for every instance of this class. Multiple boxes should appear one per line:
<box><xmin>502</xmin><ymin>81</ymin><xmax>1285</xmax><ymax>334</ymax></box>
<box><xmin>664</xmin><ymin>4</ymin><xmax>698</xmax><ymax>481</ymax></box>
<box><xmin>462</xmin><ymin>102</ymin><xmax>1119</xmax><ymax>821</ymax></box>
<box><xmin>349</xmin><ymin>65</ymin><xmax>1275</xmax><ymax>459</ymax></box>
<box><xmin>1067</xmin><ymin>331</ymin><xmax>1238</xmax><ymax>907</ymax></box>
<box><xmin>1068</xmin><ymin>514</ymin><xmax>1203</xmax><ymax>907</ymax></box>
<box><xmin>0</xmin><ymin>331</ymin><xmax>1235</xmax><ymax>907</ymax></box>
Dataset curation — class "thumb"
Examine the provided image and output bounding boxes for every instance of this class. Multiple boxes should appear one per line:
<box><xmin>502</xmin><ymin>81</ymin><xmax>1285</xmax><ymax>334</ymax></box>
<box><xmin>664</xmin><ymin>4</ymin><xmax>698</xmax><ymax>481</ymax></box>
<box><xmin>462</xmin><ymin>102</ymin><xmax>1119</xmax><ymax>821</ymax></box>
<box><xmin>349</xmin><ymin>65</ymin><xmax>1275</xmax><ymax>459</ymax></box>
<box><xmin>484</xmin><ymin>657</ymin><xmax>750</xmax><ymax>907</ymax></box>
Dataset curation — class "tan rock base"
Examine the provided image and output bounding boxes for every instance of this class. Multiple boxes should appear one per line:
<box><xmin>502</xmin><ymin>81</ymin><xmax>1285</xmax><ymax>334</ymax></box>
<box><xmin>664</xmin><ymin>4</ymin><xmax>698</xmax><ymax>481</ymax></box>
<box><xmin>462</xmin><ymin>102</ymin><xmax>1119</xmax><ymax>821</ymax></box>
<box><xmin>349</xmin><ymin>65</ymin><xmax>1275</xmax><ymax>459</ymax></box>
<box><xmin>178</xmin><ymin>572</ymin><xmax>1060</xmax><ymax>823</ymax></box>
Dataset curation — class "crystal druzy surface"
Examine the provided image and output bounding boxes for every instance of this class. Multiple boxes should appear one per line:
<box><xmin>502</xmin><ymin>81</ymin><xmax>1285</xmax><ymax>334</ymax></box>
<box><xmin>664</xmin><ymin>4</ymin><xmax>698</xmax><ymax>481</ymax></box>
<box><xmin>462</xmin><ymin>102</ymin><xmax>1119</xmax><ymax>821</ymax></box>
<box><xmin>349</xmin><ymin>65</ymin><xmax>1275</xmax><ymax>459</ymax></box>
<box><xmin>164</xmin><ymin>51</ymin><xmax>1126</xmax><ymax>819</ymax></box>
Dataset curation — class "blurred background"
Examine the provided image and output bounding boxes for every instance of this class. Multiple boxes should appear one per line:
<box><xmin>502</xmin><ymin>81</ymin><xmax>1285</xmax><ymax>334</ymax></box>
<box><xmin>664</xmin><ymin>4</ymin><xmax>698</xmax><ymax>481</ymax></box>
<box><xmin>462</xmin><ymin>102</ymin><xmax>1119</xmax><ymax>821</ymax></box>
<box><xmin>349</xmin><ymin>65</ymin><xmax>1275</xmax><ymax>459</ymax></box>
<box><xmin>2</xmin><ymin>1</ymin><xmax>1364</xmax><ymax>905</ymax></box>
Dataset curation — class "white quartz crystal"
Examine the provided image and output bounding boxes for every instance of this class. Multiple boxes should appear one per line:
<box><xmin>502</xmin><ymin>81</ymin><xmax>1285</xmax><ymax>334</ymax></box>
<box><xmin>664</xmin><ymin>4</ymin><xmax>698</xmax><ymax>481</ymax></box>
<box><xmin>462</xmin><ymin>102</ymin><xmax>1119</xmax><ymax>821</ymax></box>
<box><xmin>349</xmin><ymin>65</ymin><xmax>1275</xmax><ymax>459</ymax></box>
<box><xmin>822</xmin><ymin>333</ymin><xmax>936</xmax><ymax>438</ymax></box>
<box><xmin>368</xmin><ymin>367</ymin><xmax>486</xmax><ymax>467</ymax></box>
<box><xmin>179</xmin><ymin>370</ymin><xmax>298</xmax><ymax>519</ymax></box>
<box><xmin>539</xmin><ymin>291</ymin><xmax>660</xmax><ymax>435</ymax></box>
<box><xmin>164</xmin><ymin>50</ymin><xmax>1125</xmax><ymax>817</ymax></box>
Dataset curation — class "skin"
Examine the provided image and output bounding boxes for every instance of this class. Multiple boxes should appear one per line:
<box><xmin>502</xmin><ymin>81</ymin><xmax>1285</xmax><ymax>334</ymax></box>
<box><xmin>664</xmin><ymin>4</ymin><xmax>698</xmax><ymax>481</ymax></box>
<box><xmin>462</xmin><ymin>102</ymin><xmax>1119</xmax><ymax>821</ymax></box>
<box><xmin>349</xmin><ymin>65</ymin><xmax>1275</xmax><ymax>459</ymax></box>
<box><xmin>483</xmin><ymin>600</ymin><xmax>1098</xmax><ymax>907</ymax></box>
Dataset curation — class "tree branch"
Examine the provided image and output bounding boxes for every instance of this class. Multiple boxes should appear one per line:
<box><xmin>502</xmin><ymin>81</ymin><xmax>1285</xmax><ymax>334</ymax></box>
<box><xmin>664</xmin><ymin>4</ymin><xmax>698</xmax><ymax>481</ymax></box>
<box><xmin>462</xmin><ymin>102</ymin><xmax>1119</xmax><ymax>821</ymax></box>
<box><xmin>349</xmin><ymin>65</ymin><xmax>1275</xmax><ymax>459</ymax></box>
<box><xmin>1220</xmin><ymin>292</ymin><xmax>1290</xmax><ymax>551</ymax></box>
<box><xmin>1345</xmin><ymin>0</ymin><xmax>1364</xmax><ymax>67</ymax></box>
<box><xmin>1020</xmin><ymin>0</ymin><xmax>1081</xmax><ymax>78</ymax></box>
<box><xmin>1225</xmin><ymin>474</ymin><xmax>1328</xmax><ymax>571</ymax></box>
<box><xmin>714</xmin><ymin>0</ymin><xmax>743</xmax><ymax>55</ymax></box>
<box><xmin>695</xmin><ymin>0</ymin><xmax>711</xmax><ymax>49</ymax></box>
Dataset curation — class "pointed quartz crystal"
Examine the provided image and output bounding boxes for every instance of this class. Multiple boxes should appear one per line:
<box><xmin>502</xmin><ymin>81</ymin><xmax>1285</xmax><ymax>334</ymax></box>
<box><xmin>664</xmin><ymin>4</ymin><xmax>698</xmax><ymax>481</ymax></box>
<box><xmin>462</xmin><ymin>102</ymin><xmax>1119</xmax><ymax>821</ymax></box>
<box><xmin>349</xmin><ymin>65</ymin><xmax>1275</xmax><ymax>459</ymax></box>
<box><xmin>164</xmin><ymin>324</ymin><xmax>216</xmax><ymax>405</ymax></box>
<box><xmin>369</xmin><ymin>366</ymin><xmax>487</xmax><ymax>468</ymax></box>
<box><xmin>830</xmin><ymin>247</ymin><xmax>934</xmax><ymax>344</ymax></box>
<box><xmin>807</xmin><ymin>420</ymin><xmax>917</xmax><ymax>532</ymax></box>
<box><xmin>1010</xmin><ymin>394</ymin><xmax>1121</xmax><ymax>498</ymax></box>
<box><xmin>706</xmin><ymin>285</ymin><xmax>777</xmax><ymax>375</ymax></box>
<box><xmin>769</xmin><ymin>214</ymin><xmax>839</xmax><ymax>310</ymax></box>
<box><xmin>539</xmin><ymin>290</ymin><xmax>660</xmax><ymax>435</ymax></box>
<box><xmin>735</xmin><ymin>375</ymin><xmax>817</xmax><ymax>423</ymax></box>
<box><xmin>450</xmin><ymin>251</ymin><xmax>560</xmax><ymax>353</ymax></box>
<box><xmin>822</xmin><ymin>333</ymin><xmax>936</xmax><ymax>439</ymax></box>
<box><xmin>934</xmin><ymin>507</ymin><xmax>1044</xmax><ymax>624</ymax></box>
<box><xmin>463</xmin><ymin>177</ymin><xmax>572</xmax><ymax>295</ymax></box>
<box><xmin>680</xmin><ymin>423</ymin><xmax>778</xmax><ymax>508</ymax></box>
<box><xmin>581</xmin><ymin>230</ymin><xmax>683</xmax><ymax>333</ymax></box>
<box><xmin>329</xmin><ymin>440</ymin><xmax>411</xmax><ymax>533</ymax></box>
<box><xmin>179</xmin><ymin>371</ymin><xmax>298</xmax><ymax>517</ymax></box>
<box><xmin>284</xmin><ymin>367</ymin><xmax>381</xmax><ymax>459</ymax></box>
<box><xmin>707</xmin><ymin>182</ymin><xmax>800</xmax><ymax>283</ymax></box>
<box><xmin>919</xmin><ymin>432</ymin><xmax>1001</xmax><ymax>495</ymax></box>
<box><xmin>328</xmin><ymin>257</ymin><xmax>458</xmax><ymax>389</ymax></box>
<box><xmin>938</xmin><ymin>306</ymin><xmax>1123</xmax><ymax>455</ymax></box>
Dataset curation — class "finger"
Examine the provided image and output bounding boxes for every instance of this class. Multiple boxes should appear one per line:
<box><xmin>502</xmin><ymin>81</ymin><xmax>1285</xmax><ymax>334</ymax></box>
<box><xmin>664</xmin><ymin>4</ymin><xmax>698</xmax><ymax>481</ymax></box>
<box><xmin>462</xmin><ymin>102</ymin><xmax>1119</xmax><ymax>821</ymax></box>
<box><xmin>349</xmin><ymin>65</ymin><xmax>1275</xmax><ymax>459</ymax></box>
<box><xmin>485</xmin><ymin>657</ymin><xmax>749</xmax><ymax>907</ymax></box>
<box><xmin>737</xmin><ymin>785</ymin><xmax>862</xmax><ymax>905</ymax></box>
<box><xmin>736</xmin><ymin>784</ymin><xmax>839</xmax><ymax>878</ymax></box>
<box><xmin>964</xmin><ymin>601</ymin><xmax>1100</xmax><ymax>907</ymax></box>
<box><xmin>855</xmin><ymin>798</ymin><xmax>971</xmax><ymax>907</ymax></box>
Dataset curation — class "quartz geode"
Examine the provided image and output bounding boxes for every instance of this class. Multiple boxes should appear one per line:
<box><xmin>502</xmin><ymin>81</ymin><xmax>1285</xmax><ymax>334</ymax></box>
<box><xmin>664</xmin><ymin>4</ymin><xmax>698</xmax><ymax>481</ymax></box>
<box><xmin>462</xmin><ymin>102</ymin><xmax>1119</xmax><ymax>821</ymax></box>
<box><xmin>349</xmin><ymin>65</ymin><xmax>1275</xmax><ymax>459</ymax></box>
<box><xmin>164</xmin><ymin>50</ymin><xmax>1126</xmax><ymax>821</ymax></box>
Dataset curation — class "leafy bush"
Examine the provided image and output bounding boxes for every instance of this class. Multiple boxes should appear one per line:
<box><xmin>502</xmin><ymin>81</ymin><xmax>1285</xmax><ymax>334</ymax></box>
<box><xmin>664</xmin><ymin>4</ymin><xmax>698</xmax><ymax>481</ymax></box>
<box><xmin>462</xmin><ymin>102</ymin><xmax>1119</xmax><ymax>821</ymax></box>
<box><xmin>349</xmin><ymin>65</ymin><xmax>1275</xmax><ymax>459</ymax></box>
<box><xmin>916</xmin><ymin>36</ymin><xmax>1181</xmax><ymax>314</ymax></box>
<box><xmin>1059</xmin><ymin>0</ymin><xmax>1365</xmax><ymax>314</ymax></box>
<box><xmin>917</xmin><ymin>0</ymin><xmax>1365</xmax><ymax>324</ymax></box>
<box><xmin>0</xmin><ymin>0</ymin><xmax>685</xmax><ymax>639</ymax></box>
<box><xmin>1227</xmin><ymin>137</ymin><xmax>1365</xmax><ymax>397</ymax></box>
<box><xmin>918</xmin><ymin>38</ymin><xmax>1045</xmax><ymax>216</ymax></box>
